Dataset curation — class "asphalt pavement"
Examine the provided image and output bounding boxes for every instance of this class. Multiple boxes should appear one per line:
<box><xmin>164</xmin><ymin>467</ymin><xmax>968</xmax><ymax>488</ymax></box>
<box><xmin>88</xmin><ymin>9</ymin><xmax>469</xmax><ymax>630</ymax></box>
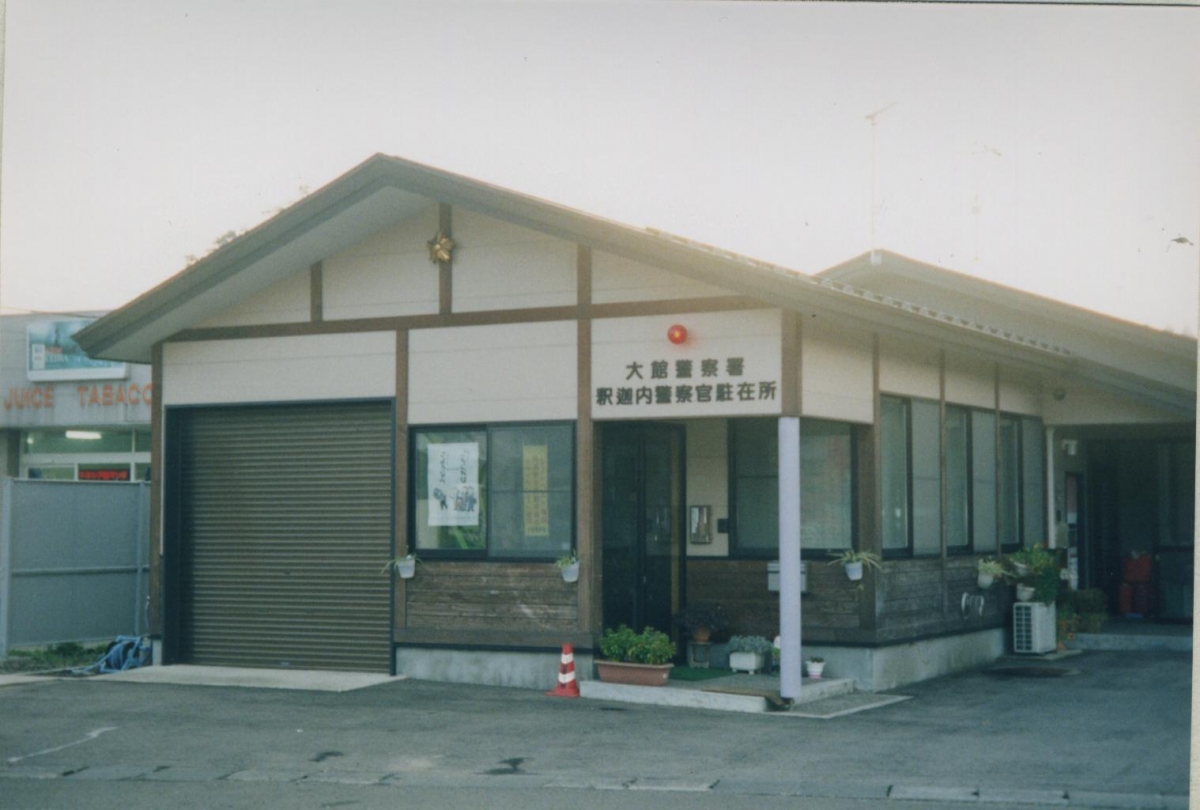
<box><xmin>0</xmin><ymin>650</ymin><xmax>1190</xmax><ymax>810</ymax></box>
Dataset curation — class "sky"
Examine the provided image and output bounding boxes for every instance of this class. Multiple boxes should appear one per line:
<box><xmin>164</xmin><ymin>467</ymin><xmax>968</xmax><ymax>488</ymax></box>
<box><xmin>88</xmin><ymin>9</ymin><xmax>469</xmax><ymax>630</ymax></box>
<box><xmin>1</xmin><ymin>1</ymin><xmax>1198</xmax><ymax>335</ymax></box>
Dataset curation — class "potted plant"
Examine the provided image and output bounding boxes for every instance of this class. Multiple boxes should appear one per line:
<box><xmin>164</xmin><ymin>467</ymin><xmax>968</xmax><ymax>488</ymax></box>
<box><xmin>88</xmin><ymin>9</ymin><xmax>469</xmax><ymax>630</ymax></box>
<box><xmin>382</xmin><ymin>552</ymin><xmax>419</xmax><ymax>580</ymax></box>
<box><xmin>556</xmin><ymin>551</ymin><xmax>579</xmax><ymax>583</ymax></box>
<box><xmin>976</xmin><ymin>558</ymin><xmax>1005</xmax><ymax>589</ymax></box>
<box><xmin>672</xmin><ymin>603</ymin><xmax>730</xmax><ymax>643</ymax></box>
<box><xmin>595</xmin><ymin>625</ymin><xmax>676</xmax><ymax>686</ymax></box>
<box><xmin>726</xmin><ymin>635</ymin><xmax>773</xmax><ymax>674</ymax></box>
<box><xmin>1009</xmin><ymin>546</ymin><xmax>1059</xmax><ymax>604</ymax></box>
<box><xmin>827</xmin><ymin>549</ymin><xmax>882</xmax><ymax>581</ymax></box>
<box><xmin>805</xmin><ymin>657</ymin><xmax>826</xmax><ymax>679</ymax></box>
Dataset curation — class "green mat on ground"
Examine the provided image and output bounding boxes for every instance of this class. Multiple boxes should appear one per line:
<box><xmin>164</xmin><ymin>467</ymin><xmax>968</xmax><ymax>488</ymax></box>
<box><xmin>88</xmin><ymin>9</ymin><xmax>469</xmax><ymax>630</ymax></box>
<box><xmin>670</xmin><ymin>667</ymin><xmax>734</xmax><ymax>682</ymax></box>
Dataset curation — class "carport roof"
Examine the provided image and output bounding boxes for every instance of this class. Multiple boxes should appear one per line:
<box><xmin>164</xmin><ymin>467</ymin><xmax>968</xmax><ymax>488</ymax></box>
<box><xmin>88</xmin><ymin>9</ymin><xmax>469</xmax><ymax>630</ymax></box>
<box><xmin>73</xmin><ymin>154</ymin><xmax>1194</xmax><ymax>414</ymax></box>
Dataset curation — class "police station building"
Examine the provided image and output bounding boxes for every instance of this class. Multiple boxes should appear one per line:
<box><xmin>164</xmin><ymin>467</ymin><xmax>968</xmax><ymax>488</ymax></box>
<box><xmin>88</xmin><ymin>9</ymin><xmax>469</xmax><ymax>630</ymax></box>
<box><xmin>76</xmin><ymin>155</ymin><xmax>1195</xmax><ymax>690</ymax></box>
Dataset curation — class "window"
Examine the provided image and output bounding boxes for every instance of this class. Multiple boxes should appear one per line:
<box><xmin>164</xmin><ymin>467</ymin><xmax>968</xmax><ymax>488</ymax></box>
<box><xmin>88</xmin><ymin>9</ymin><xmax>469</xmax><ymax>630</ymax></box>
<box><xmin>412</xmin><ymin>424</ymin><xmax>574</xmax><ymax>559</ymax></box>
<box><xmin>731</xmin><ymin>419</ymin><xmax>779</xmax><ymax>555</ymax></box>
<box><xmin>879</xmin><ymin>397</ymin><xmax>910</xmax><ymax>553</ymax></box>
<box><xmin>800</xmin><ymin>421</ymin><xmax>855</xmax><ymax>552</ymax></box>
<box><xmin>944</xmin><ymin>406</ymin><xmax>971</xmax><ymax>551</ymax></box>
<box><xmin>730</xmin><ymin>417</ymin><xmax>856</xmax><ymax>556</ymax></box>
<box><xmin>910</xmin><ymin>400</ymin><xmax>942</xmax><ymax>555</ymax></box>
<box><xmin>1021</xmin><ymin>417</ymin><xmax>1046</xmax><ymax>547</ymax></box>
<box><xmin>879</xmin><ymin>398</ymin><xmax>1046</xmax><ymax>555</ymax></box>
<box><xmin>998</xmin><ymin>415</ymin><xmax>1021</xmax><ymax>550</ymax></box>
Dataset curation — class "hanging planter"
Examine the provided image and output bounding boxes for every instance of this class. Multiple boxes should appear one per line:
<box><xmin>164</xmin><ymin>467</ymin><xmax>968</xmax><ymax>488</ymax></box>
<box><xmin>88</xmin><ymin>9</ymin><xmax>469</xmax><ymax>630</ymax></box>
<box><xmin>383</xmin><ymin>553</ymin><xmax>418</xmax><ymax>580</ymax></box>
<box><xmin>827</xmin><ymin>550</ymin><xmax>882</xmax><ymax>581</ymax></box>
<box><xmin>556</xmin><ymin>553</ymin><xmax>580</xmax><ymax>584</ymax></box>
<box><xmin>976</xmin><ymin>559</ymin><xmax>1005</xmax><ymax>590</ymax></box>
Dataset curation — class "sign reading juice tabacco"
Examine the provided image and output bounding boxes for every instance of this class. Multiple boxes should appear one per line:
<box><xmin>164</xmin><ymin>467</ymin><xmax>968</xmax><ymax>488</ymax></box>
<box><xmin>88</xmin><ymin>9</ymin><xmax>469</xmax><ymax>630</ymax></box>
<box><xmin>591</xmin><ymin>309</ymin><xmax>783</xmax><ymax>419</ymax></box>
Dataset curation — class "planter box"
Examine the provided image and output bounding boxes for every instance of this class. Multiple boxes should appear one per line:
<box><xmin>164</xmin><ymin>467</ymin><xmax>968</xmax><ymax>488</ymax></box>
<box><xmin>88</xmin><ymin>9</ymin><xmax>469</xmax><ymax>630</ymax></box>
<box><xmin>729</xmin><ymin>651</ymin><xmax>765</xmax><ymax>674</ymax></box>
<box><xmin>595</xmin><ymin>660</ymin><xmax>674</xmax><ymax>687</ymax></box>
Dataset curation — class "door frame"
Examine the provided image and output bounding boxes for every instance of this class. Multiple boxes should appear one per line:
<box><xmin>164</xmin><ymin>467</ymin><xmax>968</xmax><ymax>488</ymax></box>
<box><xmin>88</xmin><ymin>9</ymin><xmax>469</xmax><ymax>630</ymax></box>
<box><xmin>598</xmin><ymin>420</ymin><xmax>687</xmax><ymax>637</ymax></box>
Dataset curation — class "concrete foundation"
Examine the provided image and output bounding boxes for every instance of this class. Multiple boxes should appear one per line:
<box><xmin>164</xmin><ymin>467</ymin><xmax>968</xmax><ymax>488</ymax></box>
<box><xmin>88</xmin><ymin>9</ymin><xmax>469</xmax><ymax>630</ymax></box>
<box><xmin>393</xmin><ymin>629</ymin><xmax>1003</xmax><ymax>692</ymax></box>
<box><xmin>395</xmin><ymin>647</ymin><xmax>593</xmax><ymax>690</ymax></box>
<box><xmin>803</xmin><ymin>628</ymin><xmax>1005</xmax><ymax>691</ymax></box>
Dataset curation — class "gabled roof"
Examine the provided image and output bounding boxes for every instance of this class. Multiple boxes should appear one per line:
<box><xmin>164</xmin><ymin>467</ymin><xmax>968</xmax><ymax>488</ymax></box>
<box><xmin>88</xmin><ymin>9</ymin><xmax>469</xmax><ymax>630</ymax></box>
<box><xmin>75</xmin><ymin>155</ymin><xmax>1195</xmax><ymax>415</ymax></box>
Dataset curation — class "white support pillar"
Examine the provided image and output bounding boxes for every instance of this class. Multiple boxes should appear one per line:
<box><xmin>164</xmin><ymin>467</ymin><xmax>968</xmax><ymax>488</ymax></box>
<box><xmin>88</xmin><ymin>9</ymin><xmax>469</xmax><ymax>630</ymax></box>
<box><xmin>1045</xmin><ymin>427</ymin><xmax>1056</xmax><ymax>548</ymax></box>
<box><xmin>778</xmin><ymin>417</ymin><xmax>802</xmax><ymax>700</ymax></box>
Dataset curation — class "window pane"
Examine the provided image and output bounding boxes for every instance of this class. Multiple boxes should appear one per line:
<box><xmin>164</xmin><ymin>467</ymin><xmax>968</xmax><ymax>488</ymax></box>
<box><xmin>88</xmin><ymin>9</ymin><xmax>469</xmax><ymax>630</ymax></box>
<box><xmin>880</xmin><ymin>397</ymin><xmax>909</xmax><ymax>551</ymax></box>
<box><xmin>735</xmin><ymin>477</ymin><xmax>779</xmax><ymax>551</ymax></box>
<box><xmin>490</xmin><ymin>491</ymin><xmax>573</xmax><ymax>558</ymax></box>
<box><xmin>26</xmin><ymin>466</ymin><xmax>74</xmax><ymax>480</ymax></box>
<box><xmin>1021</xmin><ymin>417</ymin><xmax>1045</xmax><ymax>547</ymax></box>
<box><xmin>733</xmin><ymin>419</ymin><xmax>779</xmax><ymax>554</ymax></box>
<box><xmin>135</xmin><ymin>430</ymin><xmax>153</xmax><ymax>452</ymax></box>
<box><xmin>734</xmin><ymin>419</ymin><xmax>778</xmax><ymax>477</ymax></box>
<box><xmin>945</xmin><ymin>407</ymin><xmax>971</xmax><ymax>550</ymax></box>
<box><xmin>489</xmin><ymin>424</ymin><xmax>573</xmax><ymax>558</ymax></box>
<box><xmin>800</xmin><ymin>420</ymin><xmax>853</xmax><ymax>550</ymax></box>
<box><xmin>23</xmin><ymin>429</ymin><xmax>133</xmax><ymax>454</ymax></box>
<box><xmin>911</xmin><ymin>400</ymin><xmax>941</xmax><ymax>555</ymax></box>
<box><xmin>998</xmin><ymin>416</ymin><xmax>1020</xmax><ymax>548</ymax></box>
<box><xmin>972</xmin><ymin>411</ymin><xmax>997</xmax><ymax>552</ymax></box>
<box><xmin>414</xmin><ymin>430</ymin><xmax>487</xmax><ymax>552</ymax></box>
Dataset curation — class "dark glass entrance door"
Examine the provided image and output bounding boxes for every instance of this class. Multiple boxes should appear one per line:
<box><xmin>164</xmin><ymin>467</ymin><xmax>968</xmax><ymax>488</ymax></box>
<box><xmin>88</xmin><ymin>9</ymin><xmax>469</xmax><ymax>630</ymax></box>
<box><xmin>601</xmin><ymin>423</ymin><xmax>683</xmax><ymax>636</ymax></box>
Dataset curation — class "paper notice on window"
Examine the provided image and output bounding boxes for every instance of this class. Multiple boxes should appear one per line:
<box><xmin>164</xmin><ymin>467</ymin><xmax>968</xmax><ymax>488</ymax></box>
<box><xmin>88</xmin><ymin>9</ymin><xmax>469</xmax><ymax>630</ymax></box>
<box><xmin>427</xmin><ymin>442</ymin><xmax>480</xmax><ymax>527</ymax></box>
<box><xmin>523</xmin><ymin>445</ymin><xmax>550</xmax><ymax>537</ymax></box>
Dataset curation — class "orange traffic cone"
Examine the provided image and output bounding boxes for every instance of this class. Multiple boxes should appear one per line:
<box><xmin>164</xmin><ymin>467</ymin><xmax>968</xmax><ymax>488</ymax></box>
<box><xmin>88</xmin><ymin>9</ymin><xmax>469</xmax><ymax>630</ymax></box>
<box><xmin>545</xmin><ymin>643</ymin><xmax>580</xmax><ymax>698</ymax></box>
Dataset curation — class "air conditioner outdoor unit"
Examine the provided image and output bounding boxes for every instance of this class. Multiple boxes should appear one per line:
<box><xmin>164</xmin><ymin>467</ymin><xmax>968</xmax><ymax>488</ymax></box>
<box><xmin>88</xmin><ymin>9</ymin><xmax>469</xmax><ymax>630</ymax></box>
<box><xmin>1012</xmin><ymin>602</ymin><xmax>1056</xmax><ymax>654</ymax></box>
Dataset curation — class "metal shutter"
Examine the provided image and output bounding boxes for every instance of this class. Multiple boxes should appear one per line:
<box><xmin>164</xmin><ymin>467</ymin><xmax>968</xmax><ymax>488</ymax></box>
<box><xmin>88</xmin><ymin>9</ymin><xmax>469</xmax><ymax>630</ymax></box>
<box><xmin>178</xmin><ymin>402</ymin><xmax>393</xmax><ymax>672</ymax></box>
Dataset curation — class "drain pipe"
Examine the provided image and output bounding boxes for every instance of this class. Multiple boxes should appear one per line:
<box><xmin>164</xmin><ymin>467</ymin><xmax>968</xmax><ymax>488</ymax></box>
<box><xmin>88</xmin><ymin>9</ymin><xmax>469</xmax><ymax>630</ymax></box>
<box><xmin>778</xmin><ymin>417</ymin><xmax>802</xmax><ymax>701</ymax></box>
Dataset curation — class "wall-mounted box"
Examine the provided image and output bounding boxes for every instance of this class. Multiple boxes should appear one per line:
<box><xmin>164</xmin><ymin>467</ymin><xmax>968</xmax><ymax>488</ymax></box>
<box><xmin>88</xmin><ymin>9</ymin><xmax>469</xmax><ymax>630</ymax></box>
<box><xmin>767</xmin><ymin>561</ymin><xmax>806</xmax><ymax>594</ymax></box>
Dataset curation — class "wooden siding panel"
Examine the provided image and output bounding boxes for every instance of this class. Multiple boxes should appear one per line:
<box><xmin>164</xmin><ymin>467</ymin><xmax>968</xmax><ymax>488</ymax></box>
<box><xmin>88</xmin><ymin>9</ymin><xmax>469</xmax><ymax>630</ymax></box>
<box><xmin>404</xmin><ymin>561</ymin><xmax>579</xmax><ymax>634</ymax></box>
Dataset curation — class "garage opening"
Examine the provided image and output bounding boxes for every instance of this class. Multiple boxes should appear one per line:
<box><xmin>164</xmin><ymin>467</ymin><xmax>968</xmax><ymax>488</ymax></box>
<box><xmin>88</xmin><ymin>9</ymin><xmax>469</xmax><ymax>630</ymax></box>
<box><xmin>168</xmin><ymin>401</ymin><xmax>394</xmax><ymax>673</ymax></box>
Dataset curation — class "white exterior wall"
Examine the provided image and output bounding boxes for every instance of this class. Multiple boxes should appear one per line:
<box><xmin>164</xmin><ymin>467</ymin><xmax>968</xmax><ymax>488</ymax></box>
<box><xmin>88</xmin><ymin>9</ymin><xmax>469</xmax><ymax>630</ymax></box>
<box><xmin>685</xmin><ymin>419</ymin><xmax>729</xmax><ymax>557</ymax></box>
<box><xmin>591</xmin><ymin>309</ymin><xmax>782</xmax><ymax>420</ymax></box>
<box><xmin>1042</xmin><ymin>384</ymin><xmax>1187</xmax><ymax>425</ymax></box>
<box><xmin>944</xmin><ymin>354</ymin><xmax>995</xmax><ymax>410</ymax></box>
<box><xmin>408</xmin><ymin>321</ymin><xmax>576</xmax><ymax>424</ymax></box>
<box><xmin>879</xmin><ymin>341</ymin><xmax>940</xmax><ymax>401</ymax></box>
<box><xmin>451</xmin><ymin>210</ymin><xmax>576</xmax><ymax>312</ymax></box>
<box><xmin>999</xmin><ymin>374</ymin><xmax>1043</xmax><ymax>416</ymax></box>
<box><xmin>801</xmin><ymin>322</ymin><xmax>873</xmax><ymax>424</ymax></box>
<box><xmin>591</xmin><ymin>251</ymin><xmax>730</xmax><ymax>304</ymax></box>
<box><xmin>322</xmin><ymin>205</ymin><xmax>441</xmax><ymax>320</ymax></box>
<box><xmin>197</xmin><ymin>269</ymin><xmax>310</xmax><ymax>328</ymax></box>
<box><xmin>161</xmin><ymin>333</ymin><xmax>396</xmax><ymax>405</ymax></box>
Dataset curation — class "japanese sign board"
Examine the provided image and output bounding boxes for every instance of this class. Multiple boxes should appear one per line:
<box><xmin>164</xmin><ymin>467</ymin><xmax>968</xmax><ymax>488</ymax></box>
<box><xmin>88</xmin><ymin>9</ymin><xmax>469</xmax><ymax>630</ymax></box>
<box><xmin>27</xmin><ymin>320</ymin><xmax>127</xmax><ymax>382</ymax></box>
<box><xmin>592</xmin><ymin>310</ymin><xmax>783</xmax><ymax>419</ymax></box>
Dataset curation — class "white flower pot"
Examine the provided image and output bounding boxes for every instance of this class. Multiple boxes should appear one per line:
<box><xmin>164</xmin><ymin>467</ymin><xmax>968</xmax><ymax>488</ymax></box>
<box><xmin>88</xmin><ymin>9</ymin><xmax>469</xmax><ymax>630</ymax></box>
<box><xmin>977</xmin><ymin>572</ymin><xmax>995</xmax><ymax>589</ymax></box>
<box><xmin>844</xmin><ymin>561</ymin><xmax>864</xmax><ymax>581</ymax></box>
<box><xmin>1016</xmin><ymin>584</ymin><xmax>1035</xmax><ymax>602</ymax></box>
<box><xmin>805</xmin><ymin>660</ymin><xmax>826</xmax><ymax>679</ymax></box>
<box><xmin>560</xmin><ymin>562</ymin><xmax>579</xmax><ymax>583</ymax></box>
<box><xmin>729</xmin><ymin>651</ymin><xmax>764</xmax><ymax>674</ymax></box>
<box><xmin>396</xmin><ymin>558</ymin><xmax>416</xmax><ymax>579</ymax></box>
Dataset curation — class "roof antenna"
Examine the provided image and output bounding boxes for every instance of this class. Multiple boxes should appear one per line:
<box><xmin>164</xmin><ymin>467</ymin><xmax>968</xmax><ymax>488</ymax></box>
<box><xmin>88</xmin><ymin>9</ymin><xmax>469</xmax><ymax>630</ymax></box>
<box><xmin>865</xmin><ymin>102</ymin><xmax>897</xmax><ymax>266</ymax></box>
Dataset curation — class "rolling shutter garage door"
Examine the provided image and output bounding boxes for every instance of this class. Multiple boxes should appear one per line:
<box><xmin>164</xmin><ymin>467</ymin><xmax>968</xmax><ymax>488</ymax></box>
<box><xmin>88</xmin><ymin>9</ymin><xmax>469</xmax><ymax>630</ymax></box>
<box><xmin>178</xmin><ymin>402</ymin><xmax>393</xmax><ymax>672</ymax></box>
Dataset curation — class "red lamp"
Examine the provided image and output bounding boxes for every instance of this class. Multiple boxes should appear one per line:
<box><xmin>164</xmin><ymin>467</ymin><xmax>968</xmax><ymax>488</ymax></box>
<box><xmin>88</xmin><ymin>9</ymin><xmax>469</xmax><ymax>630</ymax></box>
<box><xmin>667</xmin><ymin>324</ymin><xmax>688</xmax><ymax>345</ymax></box>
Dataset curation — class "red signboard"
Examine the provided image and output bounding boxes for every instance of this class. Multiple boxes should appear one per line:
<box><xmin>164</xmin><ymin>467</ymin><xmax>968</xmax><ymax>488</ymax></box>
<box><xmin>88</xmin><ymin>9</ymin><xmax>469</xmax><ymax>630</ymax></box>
<box><xmin>79</xmin><ymin>468</ymin><xmax>131</xmax><ymax>482</ymax></box>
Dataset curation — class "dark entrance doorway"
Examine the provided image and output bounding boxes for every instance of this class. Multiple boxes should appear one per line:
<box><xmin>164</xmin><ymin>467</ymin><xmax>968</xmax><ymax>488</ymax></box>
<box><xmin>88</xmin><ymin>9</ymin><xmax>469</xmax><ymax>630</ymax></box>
<box><xmin>600</xmin><ymin>422</ymin><xmax>684</xmax><ymax>637</ymax></box>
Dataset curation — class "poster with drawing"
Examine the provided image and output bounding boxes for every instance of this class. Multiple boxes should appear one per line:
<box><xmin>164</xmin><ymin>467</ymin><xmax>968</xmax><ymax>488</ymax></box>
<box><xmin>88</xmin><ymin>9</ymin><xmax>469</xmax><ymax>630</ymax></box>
<box><xmin>426</xmin><ymin>442</ymin><xmax>480</xmax><ymax>527</ymax></box>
